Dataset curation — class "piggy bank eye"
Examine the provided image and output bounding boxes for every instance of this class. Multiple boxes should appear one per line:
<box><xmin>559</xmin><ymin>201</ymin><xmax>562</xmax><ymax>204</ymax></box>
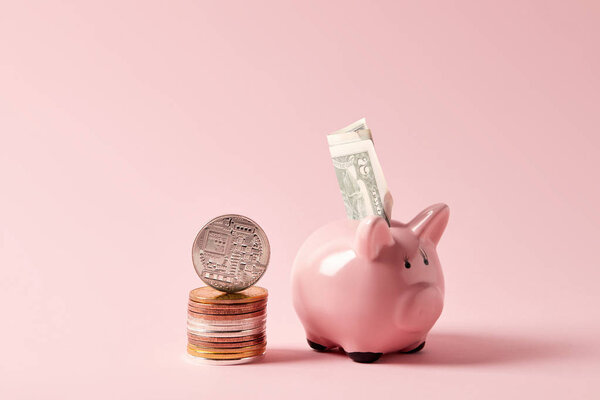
<box><xmin>419</xmin><ymin>248</ymin><xmax>429</xmax><ymax>265</ymax></box>
<box><xmin>404</xmin><ymin>260</ymin><xmax>411</xmax><ymax>269</ymax></box>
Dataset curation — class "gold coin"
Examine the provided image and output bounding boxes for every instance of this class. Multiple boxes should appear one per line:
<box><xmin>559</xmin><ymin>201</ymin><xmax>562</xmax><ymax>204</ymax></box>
<box><xmin>187</xmin><ymin>342</ymin><xmax>266</xmax><ymax>354</ymax></box>
<box><xmin>186</xmin><ymin>346</ymin><xmax>266</xmax><ymax>360</ymax></box>
<box><xmin>189</xmin><ymin>286</ymin><xmax>268</xmax><ymax>305</ymax></box>
<box><xmin>187</xmin><ymin>337</ymin><xmax>266</xmax><ymax>349</ymax></box>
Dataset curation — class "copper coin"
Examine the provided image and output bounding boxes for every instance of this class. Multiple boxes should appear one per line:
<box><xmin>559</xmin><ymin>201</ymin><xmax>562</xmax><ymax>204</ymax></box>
<box><xmin>187</xmin><ymin>332</ymin><xmax>265</xmax><ymax>343</ymax></box>
<box><xmin>189</xmin><ymin>286</ymin><xmax>268</xmax><ymax>305</ymax></box>
<box><xmin>187</xmin><ymin>299</ymin><xmax>267</xmax><ymax>310</ymax></box>
<box><xmin>187</xmin><ymin>337</ymin><xmax>266</xmax><ymax>349</ymax></box>
<box><xmin>188</xmin><ymin>308</ymin><xmax>267</xmax><ymax>321</ymax></box>
<box><xmin>187</xmin><ymin>342</ymin><xmax>266</xmax><ymax>354</ymax></box>
<box><xmin>187</xmin><ymin>313</ymin><xmax>266</xmax><ymax>325</ymax></box>
<box><xmin>188</xmin><ymin>331</ymin><xmax>265</xmax><ymax>343</ymax></box>
<box><xmin>187</xmin><ymin>300</ymin><xmax>267</xmax><ymax>315</ymax></box>
<box><xmin>187</xmin><ymin>346</ymin><xmax>266</xmax><ymax>360</ymax></box>
<box><xmin>187</xmin><ymin>309</ymin><xmax>266</xmax><ymax>321</ymax></box>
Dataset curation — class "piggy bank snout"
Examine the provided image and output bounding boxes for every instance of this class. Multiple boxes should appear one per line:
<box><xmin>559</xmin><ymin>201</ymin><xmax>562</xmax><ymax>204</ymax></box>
<box><xmin>395</xmin><ymin>283</ymin><xmax>444</xmax><ymax>333</ymax></box>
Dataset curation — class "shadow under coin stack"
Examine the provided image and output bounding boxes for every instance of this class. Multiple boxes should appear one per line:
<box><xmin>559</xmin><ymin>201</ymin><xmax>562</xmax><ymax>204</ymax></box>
<box><xmin>186</xmin><ymin>286</ymin><xmax>268</xmax><ymax>365</ymax></box>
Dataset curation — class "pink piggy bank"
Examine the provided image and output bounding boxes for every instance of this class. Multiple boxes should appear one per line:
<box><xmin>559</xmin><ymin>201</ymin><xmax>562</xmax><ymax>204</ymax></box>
<box><xmin>292</xmin><ymin>203</ymin><xmax>449</xmax><ymax>363</ymax></box>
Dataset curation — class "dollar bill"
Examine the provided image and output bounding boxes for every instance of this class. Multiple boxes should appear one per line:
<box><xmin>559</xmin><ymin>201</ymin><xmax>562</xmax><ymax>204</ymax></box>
<box><xmin>327</xmin><ymin>118</ymin><xmax>390</xmax><ymax>225</ymax></box>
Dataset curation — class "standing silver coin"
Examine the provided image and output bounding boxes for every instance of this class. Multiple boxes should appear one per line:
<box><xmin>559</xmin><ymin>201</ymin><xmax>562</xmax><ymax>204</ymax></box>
<box><xmin>192</xmin><ymin>214</ymin><xmax>270</xmax><ymax>293</ymax></box>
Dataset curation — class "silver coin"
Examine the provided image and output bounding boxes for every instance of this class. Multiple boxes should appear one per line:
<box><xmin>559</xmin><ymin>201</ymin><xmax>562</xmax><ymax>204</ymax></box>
<box><xmin>187</xmin><ymin>324</ymin><xmax>266</xmax><ymax>334</ymax></box>
<box><xmin>187</xmin><ymin>319</ymin><xmax>266</xmax><ymax>332</ymax></box>
<box><xmin>186</xmin><ymin>326</ymin><xmax>265</xmax><ymax>337</ymax></box>
<box><xmin>184</xmin><ymin>353</ymin><xmax>264</xmax><ymax>366</ymax></box>
<box><xmin>187</xmin><ymin>314</ymin><xmax>267</xmax><ymax>327</ymax></box>
<box><xmin>186</xmin><ymin>323</ymin><xmax>265</xmax><ymax>334</ymax></box>
<box><xmin>192</xmin><ymin>214</ymin><xmax>270</xmax><ymax>293</ymax></box>
<box><xmin>187</xmin><ymin>323</ymin><xmax>265</xmax><ymax>333</ymax></box>
<box><xmin>187</xmin><ymin>321</ymin><xmax>265</xmax><ymax>332</ymax></box>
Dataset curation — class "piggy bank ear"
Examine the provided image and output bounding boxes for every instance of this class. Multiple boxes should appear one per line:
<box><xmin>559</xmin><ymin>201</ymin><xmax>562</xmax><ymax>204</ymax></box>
<box><xmin>409</xmin><ymin>203</ymin><xmax>449</xmax><ymax>246</ymax></box>
<box><xmin>354</xmin><ymin>216</ymin><xmax>395</xmax><ymax>260</ymax></box>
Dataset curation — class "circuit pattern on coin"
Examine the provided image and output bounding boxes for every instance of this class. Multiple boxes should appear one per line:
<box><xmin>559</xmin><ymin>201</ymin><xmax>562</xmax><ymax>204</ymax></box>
<box><xmin>192</xmin><ymin>215</ymin><xmax>270</xmax><ymax>293</ymax></box>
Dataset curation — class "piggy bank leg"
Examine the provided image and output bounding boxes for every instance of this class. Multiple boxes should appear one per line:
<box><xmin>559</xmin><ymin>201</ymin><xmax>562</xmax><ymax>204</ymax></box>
<box><xmin>341</xmin><ymin>340</ymin><xmax>384</xmax><ymax>363</ymax></box>
<box><xmin>307</xmin><ymin>339</ymin><xmax>330</xmax><ymax>352</ymax></box>
<box><xmin>400</xmin><ymin>341</ymin><xmax>426</xmax><ymax>354</ymax></box>
<box><xmin>306</xmin><ymin>333</ymin><xmax>336</xmax><ymax>352</ymax></box>
<box><xmin>348</xmin><ymin>352</ymin><xmax>383</xmax><ymax>363</ymax></box>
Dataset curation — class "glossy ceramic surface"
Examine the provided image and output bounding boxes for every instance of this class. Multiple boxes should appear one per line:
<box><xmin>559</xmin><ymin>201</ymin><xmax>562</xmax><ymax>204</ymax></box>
<box><xmin>292</xmin><ymin>203</ymin><xmax>449</xmax><ymax>356</ymax></box>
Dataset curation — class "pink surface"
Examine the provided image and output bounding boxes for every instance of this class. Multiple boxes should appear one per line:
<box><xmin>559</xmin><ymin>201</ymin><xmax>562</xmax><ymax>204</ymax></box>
<box><xmin>1</xmin><ymin>1</ymin><xmax>599</xmax><ymax>398</ymax></box>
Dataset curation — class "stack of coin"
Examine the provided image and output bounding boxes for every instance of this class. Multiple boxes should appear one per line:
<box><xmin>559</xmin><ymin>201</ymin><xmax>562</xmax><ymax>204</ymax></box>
<box><xmin>186</xmin><ymin>286</ymin><xmax>268</xmax><ymax>365</ymax></box>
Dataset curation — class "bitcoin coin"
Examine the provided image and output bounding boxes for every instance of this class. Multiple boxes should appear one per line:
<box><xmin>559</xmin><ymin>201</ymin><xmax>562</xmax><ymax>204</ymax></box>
<box><xmin>192</xmin><ymin>215</ymin><xmax>270</xmax><ymax>293</ymax></box>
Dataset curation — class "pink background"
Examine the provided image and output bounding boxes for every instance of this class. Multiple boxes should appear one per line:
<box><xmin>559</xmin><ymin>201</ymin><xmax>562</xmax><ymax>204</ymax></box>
<box><xmin>1</xmin><ymin>1</ymin><xmax>599</xmax><ymax>398</ymax></box>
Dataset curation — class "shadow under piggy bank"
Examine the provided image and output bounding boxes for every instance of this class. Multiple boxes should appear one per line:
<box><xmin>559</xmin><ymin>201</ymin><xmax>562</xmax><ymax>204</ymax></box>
<box><xmin>260</xmin><ymin>331</ymin><xmax>577</xmax><ymax>366</ymax></box>
<box><xmin>377</xmin><ymin>331</ymin><xmax>576</xmax><ymax>366</ymax></box>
